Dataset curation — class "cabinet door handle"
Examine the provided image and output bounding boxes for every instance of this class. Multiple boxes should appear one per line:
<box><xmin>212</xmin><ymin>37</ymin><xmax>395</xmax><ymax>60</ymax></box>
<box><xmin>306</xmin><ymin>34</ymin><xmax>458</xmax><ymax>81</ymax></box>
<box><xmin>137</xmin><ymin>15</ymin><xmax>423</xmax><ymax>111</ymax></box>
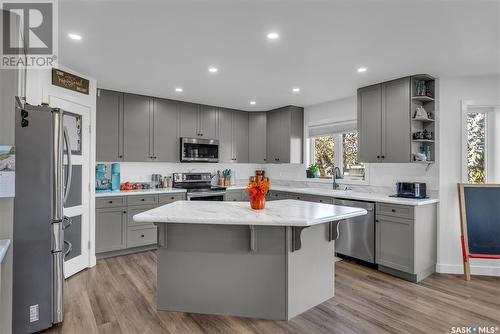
<box><xmin>141</xmin><ymin>198</ymin><xmax>145</xmax><ymax>201</ymax></box>
<box><xmin>391</xmin><ymin>209</ymin><xmax>396</xmax><ymax>212</ymax></box>
<box><xmin>123</xmin><ymin>211</ymin><xmax>127</xmax><ymax>214</ymax></box>
<box><xmin>381</xmin><ymin>155</ymin><xmax>385</xmax><ymax>159</ymax></box>
<box><xmin>375</xmin><ymin>219</ymin><xmax>379</xmax><ymax>223</ymax></box>
<box><xmin>377</xmin><ymin>155</ymin><xmax>380</xmax><ymax>159</ymax></box>
<box><xmin>140</xmin><ymin>234</ymin><xmax>145</xmax><ymax>238</ymax></box>
<box><xmin>118</xmin><ymin>155</ymin><xmax>123</xmax><ymax>158</ymax></box>
<box><xmin>108</xmin><ymin>200</ymin><xmax>113</xmax><ymax>204</ymax></box>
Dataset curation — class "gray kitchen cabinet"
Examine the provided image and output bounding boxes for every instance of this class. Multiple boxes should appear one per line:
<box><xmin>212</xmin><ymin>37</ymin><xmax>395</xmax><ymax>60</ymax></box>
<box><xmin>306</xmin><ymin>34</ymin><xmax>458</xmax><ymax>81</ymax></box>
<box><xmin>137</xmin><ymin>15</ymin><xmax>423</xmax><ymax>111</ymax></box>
<box><xmin>375</xmin><ymin>202</ymin><xmax>436</xmax><ymax>282</ymax></box>
<box><xmin>179</xmin><ymin>102</ymin><xmax>200</xmax><ymax>138</ymax></box>
<box><xmin>232</xmin><ymin>111</ymin><xmax>249</xmax><ymax>162</ymax></box>
<box><xmin>249</xmin><ymin>112</ymin><xmax>267</xmax><ymax>163</ymax></box>
<box><xmin>376</xmin><ymin>215</ymin><xmax>413</xmax><ymax>273</ymax></box>
<box><xmin>382</xmin><ymin>78</ymin><xmax>411</xmax><ymax>162</ymax></box>
<box><xmin>96</xmin><ymin>89</ymin><xmax>124</xmax><ymax>162</ymax></box>
<box><xmin>218</xmin><ymin>109</ymin><xmax>249</xmax><ymax>163</ymax></box>
<box><xmin>357</xmin><ymin>84</ymin><xmax>382</xmax><ymax>162</ymax></box>
<box><xmin>358</xmin><ymin>76</ymin><xmax>414</xmax><ymax>163</ymax></box>
<box><xmin>153</xmin><ymin>98</ymin><xmax>179</xmax><ymax>162</ymax></box>
<box><xmin>266</xmin><ymin>106</ymin><xmax>303</xmax><ymax>163</ymax></box>
<box><xmin>123</xmin><ymin>93</ymin><xmax>153</xmax><ymax>162</ymax></box>
<box><xmin>179</xmin><ymin>102</ymin><xmax>219</xmax><ymax>139</ymax></box>
<box><xmin>96</xmin><ymin>193</ymin><xmax>186</xmax><ymax>258</ymax></box>
<box><xmin>225</xmin><ymin>190</ymin><xmax>247</xmax><ymax>202</ymax></box>
<box><xmin>95</xmin><ymin>207</ymin><xmax>127</xmax><ymax>253</ymax></box>
<box><xmin>199</xmin><ymin>105</ymin><xmax>218</xmax><ymax>139</ymax></box>
<box><xmin>218</xmin><ymin>108</ymin><xmax>233</xmax><ymax>162</ymax></box>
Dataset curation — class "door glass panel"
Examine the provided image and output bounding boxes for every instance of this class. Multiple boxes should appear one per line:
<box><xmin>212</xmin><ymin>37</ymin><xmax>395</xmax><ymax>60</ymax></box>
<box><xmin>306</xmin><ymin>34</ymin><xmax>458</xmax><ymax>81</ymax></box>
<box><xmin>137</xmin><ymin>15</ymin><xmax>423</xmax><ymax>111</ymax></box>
<box><xmin>63</xmin><ymin>113</ymin><xmax>82</xmax><ymax>155</ymax></box>
<box><xmin>64</xmin><ymin>165</ymin><xmax>82</xmax><ymax>207</ymax></box>
<box><xmin>64</xmin><ymin>214</ymin><xmax>81</xmax><ymax>261</ymax></box>
<box><xmin>466</xmin><ymin>112</ymin><xmax>486</xmax><ymax>183</ymax></box>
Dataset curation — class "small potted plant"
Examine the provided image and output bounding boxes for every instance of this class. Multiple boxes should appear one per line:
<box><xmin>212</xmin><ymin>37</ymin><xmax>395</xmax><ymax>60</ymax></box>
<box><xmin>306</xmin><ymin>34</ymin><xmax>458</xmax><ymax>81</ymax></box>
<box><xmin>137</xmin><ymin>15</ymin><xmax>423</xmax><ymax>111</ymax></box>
<box><xmin>306</xmin><ymin>164</ymin><xmax>320</xmax><ymax>178</ymax></box>
<box><xmin>247</xmin><ymin>176</ymin><xmax>270</xmax><ymax>210</ymax></box>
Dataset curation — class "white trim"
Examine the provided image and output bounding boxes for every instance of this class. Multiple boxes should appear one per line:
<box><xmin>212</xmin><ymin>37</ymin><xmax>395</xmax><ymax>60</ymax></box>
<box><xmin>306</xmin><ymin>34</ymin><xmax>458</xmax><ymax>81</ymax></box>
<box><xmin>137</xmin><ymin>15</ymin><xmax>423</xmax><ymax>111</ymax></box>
<box><xmin>461</xmin><ymin>100</ymin><xmax>500</xmax><ymax>183</ymax></box>
<box><xmin>436</xmin><ymin>263</ymin><xmax>500</xmax><ymax>276</ymax></box>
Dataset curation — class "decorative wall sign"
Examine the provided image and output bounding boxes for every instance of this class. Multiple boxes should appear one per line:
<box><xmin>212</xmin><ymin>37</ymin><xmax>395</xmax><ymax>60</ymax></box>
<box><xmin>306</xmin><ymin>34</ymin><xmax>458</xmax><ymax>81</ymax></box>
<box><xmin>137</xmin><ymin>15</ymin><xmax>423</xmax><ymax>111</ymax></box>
<box><xmin>0</xmin><ymin>146</ymin><xmax>15</xmax><ymax>198</ymax></box>
<box><xmin>52</xmin><ymin>68</ymin><xmax>89</xmax><ymax>95</ymax></box>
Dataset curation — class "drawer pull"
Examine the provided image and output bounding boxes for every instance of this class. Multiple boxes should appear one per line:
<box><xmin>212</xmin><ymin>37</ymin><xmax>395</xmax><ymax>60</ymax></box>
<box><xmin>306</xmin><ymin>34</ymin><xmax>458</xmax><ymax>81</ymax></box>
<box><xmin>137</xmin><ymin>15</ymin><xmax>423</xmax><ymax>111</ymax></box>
<box><xmin>140</xmin><ymin>234</ymin><xmax>145</xmax><ymax>238</ymax></box>
<box><xmin>391</xmin><ymin>209</ymin><xmax>396</xmax><ymax>212</ymax></box>
<box><xmin>171</xmin><ymin>197</ymin><xmax>175</xmax><ymax>199</ymax></box>
<box><xmin>123</xmin><ymin>211</ymin><xmax>126</xmax><ymax>214</ymax></box>
<box><xmin>108</xmin><ymin>200</ymin><xmax>113</xmax><ymax>204</ymax></box>
<box><xmin>141</xmin><ymin>198</ymin><xmax>145</xmax><ymax>201</ymax></box>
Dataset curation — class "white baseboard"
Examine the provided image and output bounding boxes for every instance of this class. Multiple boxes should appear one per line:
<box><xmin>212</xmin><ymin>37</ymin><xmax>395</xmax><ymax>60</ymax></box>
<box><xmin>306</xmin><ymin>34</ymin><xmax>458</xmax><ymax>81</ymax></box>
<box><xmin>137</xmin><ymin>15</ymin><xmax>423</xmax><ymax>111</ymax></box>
<box><xmin>436</xmin><ymin>263</ymin><xmax>500</xmax><ymax>276</ymax></box>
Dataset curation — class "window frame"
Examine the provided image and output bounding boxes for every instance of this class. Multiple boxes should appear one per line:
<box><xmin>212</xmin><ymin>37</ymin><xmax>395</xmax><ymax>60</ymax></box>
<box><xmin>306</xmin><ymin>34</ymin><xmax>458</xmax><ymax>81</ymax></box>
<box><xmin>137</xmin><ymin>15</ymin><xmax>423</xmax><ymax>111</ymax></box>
<box><xmin>309</xmin><ymin>131</ymin><xmax>369</xmax><ymax>185</ymax></box>
<box><xmin>461</xmin><ymin>100</ymin><xmax>500</xmax><ymax>183</ymax></box>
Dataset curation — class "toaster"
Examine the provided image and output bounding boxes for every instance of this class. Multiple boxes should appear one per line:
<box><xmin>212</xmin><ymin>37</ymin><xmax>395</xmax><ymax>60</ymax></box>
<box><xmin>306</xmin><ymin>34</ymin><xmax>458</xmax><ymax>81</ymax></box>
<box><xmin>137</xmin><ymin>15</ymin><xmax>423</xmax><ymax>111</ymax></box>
<box><xmin>396</xmin><ymin>182</ymin><xmax>427</xmax><ymax>199</ymax></box>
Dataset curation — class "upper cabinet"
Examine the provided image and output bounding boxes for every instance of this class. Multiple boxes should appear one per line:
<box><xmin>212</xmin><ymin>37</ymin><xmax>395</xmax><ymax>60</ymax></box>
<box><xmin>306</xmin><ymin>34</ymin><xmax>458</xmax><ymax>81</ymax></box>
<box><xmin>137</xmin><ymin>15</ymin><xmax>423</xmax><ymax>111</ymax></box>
<box><xmin>266</xmin><ymin>106</ymin><xmax>304</xmax><ymax>164</ymax></box>
<box><xmin>179</xmin><ymin>102</ymin><xmax>218</xmax><ymax>139</ymax></box>
<box><xmin>123</xmin><ymin>93</ymin><xmax>153</xmax><ymax>162</ymax></box>
<box><xmin>96</xmin><ymin>89</ymin><xmax>124</xmax><ymax>162</ymax></box>
<box><xmin>249</xmin><ymin>112</ymin><xmax>267</xmax><ymax>163</ymax></box>
<box><xmin>152</xmin><ymin>98</ymin><xmax>179</xmax><ymax>162</ymax></box>
<box><xmin>96</xmin><ymin>89</ymin><xmax>305</xmax><ymax>165</ymax></box>
<box><xmin>218</xmin><ymin>108</ymin><xmax>249</xmax><ymax>163</ymax></box>
<box><xmin>358</xmin><ymin>75</ymin><xmax>436</xmax><ymax>163</ymax></box>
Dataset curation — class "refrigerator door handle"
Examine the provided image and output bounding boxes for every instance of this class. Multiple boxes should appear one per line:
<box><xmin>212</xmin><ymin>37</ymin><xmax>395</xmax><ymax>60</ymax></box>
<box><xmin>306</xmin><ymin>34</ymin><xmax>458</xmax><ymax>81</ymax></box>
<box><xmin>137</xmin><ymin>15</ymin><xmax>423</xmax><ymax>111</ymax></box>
<box><xmin>62</xmin><ymin>216</ymin><xmax>72</xmax><ymax>230</ymax></box>
<box><xmin>63</xmin><ymin>240</ymin><xmax>72</xmax><ymax>258</ymax></box>
<box><xmin>63</xmin><ymin>126</ymin><xmax>72</xmax><ymax>204</ymax></box>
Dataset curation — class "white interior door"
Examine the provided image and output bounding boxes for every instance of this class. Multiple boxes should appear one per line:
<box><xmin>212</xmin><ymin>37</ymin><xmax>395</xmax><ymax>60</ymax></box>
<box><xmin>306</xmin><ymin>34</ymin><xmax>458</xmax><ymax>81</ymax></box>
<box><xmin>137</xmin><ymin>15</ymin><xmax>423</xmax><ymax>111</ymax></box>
<box><xmin>48</xmin><ymin>95</ymin><xmax>91</xmax><ymax>277</ymax></box>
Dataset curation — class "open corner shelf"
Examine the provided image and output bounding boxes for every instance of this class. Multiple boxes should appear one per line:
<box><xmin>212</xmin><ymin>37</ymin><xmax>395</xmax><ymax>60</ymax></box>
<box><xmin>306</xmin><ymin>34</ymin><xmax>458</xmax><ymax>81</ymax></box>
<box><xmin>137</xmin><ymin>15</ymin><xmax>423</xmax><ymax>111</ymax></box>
<box><xmin>412</xmin><ymin>139</ymin><xmax>435</xmax><ymax>143</ymax></box>
<box><xmin>411</xmin><ymin>96</ymin><xmax>435</xmax><ymax>102</ymax></box>
<box><xmin>412</xmin><ymin>117</ymin><xmax>435</xmax><ymax>123</ymax></box>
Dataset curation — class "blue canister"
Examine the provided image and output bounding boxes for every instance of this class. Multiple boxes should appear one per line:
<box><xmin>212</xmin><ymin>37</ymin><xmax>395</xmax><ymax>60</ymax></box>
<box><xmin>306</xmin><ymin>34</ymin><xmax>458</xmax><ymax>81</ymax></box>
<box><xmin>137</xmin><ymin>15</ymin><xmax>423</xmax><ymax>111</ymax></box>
<box><xmin>111</xmin><ymin>163</ymin><xmax>121</xmax><ymax>191</ymax></box>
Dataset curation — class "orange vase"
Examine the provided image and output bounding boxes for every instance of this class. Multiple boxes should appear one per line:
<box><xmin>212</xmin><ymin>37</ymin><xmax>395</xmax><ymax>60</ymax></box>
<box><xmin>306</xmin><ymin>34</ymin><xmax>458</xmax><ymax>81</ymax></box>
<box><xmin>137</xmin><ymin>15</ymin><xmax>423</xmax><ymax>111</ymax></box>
<box><xmin>250</xmin><ymin>196</ymin><xmax>266</xmax><ymax>210</ymax></box>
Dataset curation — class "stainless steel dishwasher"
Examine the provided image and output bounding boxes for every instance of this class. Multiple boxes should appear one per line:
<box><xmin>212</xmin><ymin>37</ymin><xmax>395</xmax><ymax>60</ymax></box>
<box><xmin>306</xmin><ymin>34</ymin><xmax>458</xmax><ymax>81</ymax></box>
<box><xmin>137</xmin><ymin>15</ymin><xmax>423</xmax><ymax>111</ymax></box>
<box><xmin>334</xmin><ymin>199</ymin><xmax>375</xmax><ymax>263</ymax></box>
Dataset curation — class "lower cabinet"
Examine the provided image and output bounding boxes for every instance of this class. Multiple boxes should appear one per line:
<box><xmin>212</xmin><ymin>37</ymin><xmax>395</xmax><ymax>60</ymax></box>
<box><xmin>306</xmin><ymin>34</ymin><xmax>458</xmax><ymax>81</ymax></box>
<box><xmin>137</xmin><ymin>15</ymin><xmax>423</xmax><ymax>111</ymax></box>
<box><xmin>225</xmin><ymin>189</ymin><xmax>249</xmax><ymax>202</ymax></box>
<box><xmin>375</xmin><ymin>203</ymin><xmax>436</xmax><ymax>282</ymax></box>
<box><xmin>376</xmin><ymin>215</ymin><xmax>413</xmax><ymax>273</ymax></box>
<box><xmin>96</xmin><ymin>193</ymin><xmax>186</xmax><ymax>256</ymax></box>
<box><xmin>95</xmin><ymin>207</ymin><xmax>127</xmax><ymax>253</ymax></box>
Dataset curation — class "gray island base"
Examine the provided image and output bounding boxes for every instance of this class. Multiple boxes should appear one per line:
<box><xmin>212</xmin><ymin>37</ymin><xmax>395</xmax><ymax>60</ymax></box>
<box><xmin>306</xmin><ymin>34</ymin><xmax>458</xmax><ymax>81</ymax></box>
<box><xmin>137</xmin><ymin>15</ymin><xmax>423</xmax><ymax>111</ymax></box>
<box><xmin>133</xmin><ymin>200</ymin><xmax>367</xmax><ymax>320</ymax></box>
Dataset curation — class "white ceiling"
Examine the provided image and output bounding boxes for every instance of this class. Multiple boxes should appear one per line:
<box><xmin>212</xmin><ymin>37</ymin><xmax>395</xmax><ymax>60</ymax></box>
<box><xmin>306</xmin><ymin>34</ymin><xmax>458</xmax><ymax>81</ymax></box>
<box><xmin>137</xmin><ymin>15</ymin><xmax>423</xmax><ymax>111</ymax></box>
<box><xmin>59</xmin><ymin>1</ymin><xmax>500</xmax><ymax>111</ymax></box>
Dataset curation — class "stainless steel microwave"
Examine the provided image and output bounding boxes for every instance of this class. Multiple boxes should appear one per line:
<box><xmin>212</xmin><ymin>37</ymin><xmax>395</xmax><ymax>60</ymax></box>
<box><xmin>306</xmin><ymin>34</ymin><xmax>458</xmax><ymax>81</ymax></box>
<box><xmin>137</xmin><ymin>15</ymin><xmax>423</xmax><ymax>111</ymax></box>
<box><xmin>180</xmin><ymin>137</ymin><xmax>219</xmax><ymax>162</ymax></box>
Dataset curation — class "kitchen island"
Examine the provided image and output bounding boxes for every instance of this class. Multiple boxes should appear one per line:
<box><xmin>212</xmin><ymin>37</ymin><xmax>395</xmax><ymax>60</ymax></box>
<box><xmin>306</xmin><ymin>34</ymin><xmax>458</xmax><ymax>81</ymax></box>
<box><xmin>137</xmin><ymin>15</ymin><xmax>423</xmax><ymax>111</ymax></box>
<box><xmin>133</xmin><ymin>199</ymin><xmax>367</xmax><ymax>320</ymax></box>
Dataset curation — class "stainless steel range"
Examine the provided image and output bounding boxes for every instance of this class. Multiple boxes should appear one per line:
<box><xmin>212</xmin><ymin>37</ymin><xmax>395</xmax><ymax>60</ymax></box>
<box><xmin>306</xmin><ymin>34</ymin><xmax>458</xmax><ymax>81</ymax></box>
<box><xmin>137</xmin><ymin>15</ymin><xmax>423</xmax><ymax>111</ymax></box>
<box><xmin>173</xmin><ymin>172</ymin><xmax>226</xmax><ymax>201</ymax></box>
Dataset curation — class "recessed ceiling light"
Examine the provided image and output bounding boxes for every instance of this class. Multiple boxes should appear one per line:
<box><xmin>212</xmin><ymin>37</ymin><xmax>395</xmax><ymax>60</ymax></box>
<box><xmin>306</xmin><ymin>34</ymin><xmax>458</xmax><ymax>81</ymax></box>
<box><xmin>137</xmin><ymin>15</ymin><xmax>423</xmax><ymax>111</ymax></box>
<box><xmin>357</xmin><ymin>67</ymin><xmax>367</xmax><ymax>73</ymax></box>
<box><xmin>250</xmin><ymin>101</ymin><xmax>256</xmax><ymax>105</ymax></box>
<box><xmin>208</xmin><ymin>67</ymin><xmax>218</xmax><ymax>73</ymax></box>
<box><xmin>292</xmin><ymin>87</ymin><xmax>300</xmax><ymax>92</ymax></box>
<box><xmin>68</xmin><ymin>33</ymin><xmax>82</xmax><ymax>41</ymax></box>
<box><xmin>267</xmin><ymin>32</ymin><xmax>279</xmax><ymax>40</ymax></box>
<box><xmin>175</xmin><ymin>87</ymin><xmax>183</xmax><ymax>92</ymax></box>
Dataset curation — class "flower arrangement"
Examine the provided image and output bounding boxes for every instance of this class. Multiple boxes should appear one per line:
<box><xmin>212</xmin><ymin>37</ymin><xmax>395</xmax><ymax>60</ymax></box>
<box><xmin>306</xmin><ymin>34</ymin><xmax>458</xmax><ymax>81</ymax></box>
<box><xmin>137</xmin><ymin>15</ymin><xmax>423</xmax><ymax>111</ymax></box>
<box><xmin>247</xmin><ymin>176</ymin><xmax>270</xmax><ymax>210</ymax></box>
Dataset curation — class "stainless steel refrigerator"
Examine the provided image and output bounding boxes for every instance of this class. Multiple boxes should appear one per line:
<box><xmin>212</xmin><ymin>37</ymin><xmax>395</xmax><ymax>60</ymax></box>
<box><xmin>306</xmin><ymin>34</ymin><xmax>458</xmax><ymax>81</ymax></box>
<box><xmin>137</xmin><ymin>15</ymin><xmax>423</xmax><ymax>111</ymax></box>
<box><xmin>13</xmin><ymin>100</ymin><xmax>73</xmax><ymax>333</ymax></box>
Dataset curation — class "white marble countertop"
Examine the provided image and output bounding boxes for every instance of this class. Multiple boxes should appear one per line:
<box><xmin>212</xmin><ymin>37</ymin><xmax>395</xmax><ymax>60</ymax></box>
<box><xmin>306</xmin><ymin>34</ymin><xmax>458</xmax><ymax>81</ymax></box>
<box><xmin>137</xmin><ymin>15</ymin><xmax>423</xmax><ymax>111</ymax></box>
<box><xmin>95</xmin><ymin>188</ymin><xmax>187</xmax><ymax>198</ymax></box>
<box><xmin>225</xmin><ymin>185</ymin><xmax>438</xmax><ymax>206</ymax></box>
<box><xmin>0</xmin><ymin>239</ymin><xmax>11</xmax><ymax>264</ymax></box>
<box><xmin>133</xmin><ymin>199</ymin><xmax>367</xmax><ymax>227</ymax></box>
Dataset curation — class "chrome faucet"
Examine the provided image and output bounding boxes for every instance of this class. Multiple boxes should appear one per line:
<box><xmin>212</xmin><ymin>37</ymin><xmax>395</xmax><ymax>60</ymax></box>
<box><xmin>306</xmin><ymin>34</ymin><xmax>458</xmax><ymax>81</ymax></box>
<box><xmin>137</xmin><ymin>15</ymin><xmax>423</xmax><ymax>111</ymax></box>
<box><xmin>332</xmin><ymin>167</ymin><xmax>342</xmax><ymax>190</ymax></box>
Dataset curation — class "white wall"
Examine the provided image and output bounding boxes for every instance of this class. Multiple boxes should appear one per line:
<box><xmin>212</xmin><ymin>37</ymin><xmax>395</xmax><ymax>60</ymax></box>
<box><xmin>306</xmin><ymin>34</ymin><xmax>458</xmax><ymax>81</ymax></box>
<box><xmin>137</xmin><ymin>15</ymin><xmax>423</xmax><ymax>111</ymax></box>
<box><xmin>437</xmin><ymin>75</ymin><xmax>500</xmax><ymax>276</ymax></box>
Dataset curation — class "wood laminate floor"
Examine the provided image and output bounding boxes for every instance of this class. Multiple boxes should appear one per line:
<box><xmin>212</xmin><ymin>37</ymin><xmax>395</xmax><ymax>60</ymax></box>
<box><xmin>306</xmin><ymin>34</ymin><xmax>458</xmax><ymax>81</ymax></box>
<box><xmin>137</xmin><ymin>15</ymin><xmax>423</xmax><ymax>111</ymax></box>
<box><xmin>43</xmin><ymin>251</ymin><xmax>500</xmax><ymax>334</ymax></box>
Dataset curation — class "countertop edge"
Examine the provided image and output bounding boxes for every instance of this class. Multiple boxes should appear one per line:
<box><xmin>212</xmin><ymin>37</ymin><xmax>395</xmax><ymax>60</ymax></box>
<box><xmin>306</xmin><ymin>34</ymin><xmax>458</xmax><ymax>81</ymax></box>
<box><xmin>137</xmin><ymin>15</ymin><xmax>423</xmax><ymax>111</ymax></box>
<box><xmin>95</xmin><ymin>188</ymin><xmax>187</xmax><ymax>198</ymax></box>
